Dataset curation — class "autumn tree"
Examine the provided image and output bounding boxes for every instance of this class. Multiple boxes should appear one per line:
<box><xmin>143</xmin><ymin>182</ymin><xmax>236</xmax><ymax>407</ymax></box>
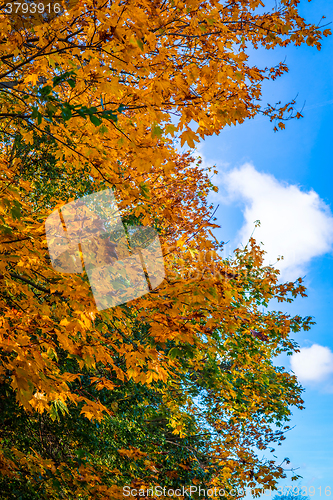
<box><xmin>0</xmin><ymin>0</ymin><xmax>329</xmax><ymax>498</ymax></box>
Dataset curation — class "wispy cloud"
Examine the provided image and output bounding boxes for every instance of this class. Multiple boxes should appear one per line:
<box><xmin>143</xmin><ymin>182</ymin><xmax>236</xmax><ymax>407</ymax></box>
<box><xmin>290</xmin><ymin>344</ymin><xmax>333</xmax><ymax>383</ymax></box>
<box><xmin>214</xmin><ymin>163</ymin><xmax>333</xmax><ymax>281</ymax></box>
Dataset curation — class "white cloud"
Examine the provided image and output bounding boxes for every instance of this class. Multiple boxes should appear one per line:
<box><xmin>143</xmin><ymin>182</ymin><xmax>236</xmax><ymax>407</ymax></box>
<box><xmin>217</xmin><ymin>163</ymin><xmax>333</xmax><ymax>280</ymax></box>
<box><xmin>290</xmin><ymin>344</ymin><xmax>333</xmax><ymax>382</ymax></box>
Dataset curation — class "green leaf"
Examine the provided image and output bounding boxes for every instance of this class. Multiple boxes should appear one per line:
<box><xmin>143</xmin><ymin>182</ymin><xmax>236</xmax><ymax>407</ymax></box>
<box><xmin>56</xmin><ymin>400</ymin><xmax>69</xmax><ymax>416</ymax></box>
<box><xmin>102</xmin><ymin>110</ymin><xmax>118</xmax><ymax>122</ymax></box>
<box><xmin>52</xmin><ymin>478</ymin><xmax>62</xmax><ymax>490</ymax></box>
<box><xmin>76</xmin><ymin>448</ymin><xmax>85</xmax><ymax>458</ymax></box>
<box><xmin>67</xmin><ymin>78</ymin><xmax>76</xmax><ymax>88</ymax></box>
<box><xmin>152</xmin><ymin>125</ymin><xmax>163</xmax><ymax>138</ymax></box>
<box><xmin>46</xmin><ymin>102</ymin><xmax>57</xmax><ymax>118</ymax></box>
<box><xmin>140</xmin><ymin>182</ymin><xmax>150</xmax><ymax>199</ymax></box>
<box><xmin>39</xmin><ymin>85</ymin><xmax>52</xmax><ymax>97</ymax></box>
<box><xmin>76</xmin><ymin>107</ymin><xmax>88</xmax><ymax>118</ymax></box>
<box><xmin>61</xmin><ymin>105</ymin><xmax>72</xmax><ymax>121</ymax></box>
<box><xmin>99</xmin><ymin>124</ymin><xmax>108</xmax><ymax>134</ymax></box>
<box><xmin>53</xmin><ymin>71</ymin><xmax>76</xmax><ymax>88</ymax></box>
<box><xmin>49</xmin><ymin>404</ymin><xmax>58</xmax><ymax>422</ymax></box>
<box><xmin>136</xmin><ymin>38</ymin><xmax>144</xmax><ymax>50</ymax></box>
<box><xmin>0</xmin><ymin>224</ymin><xmax>13</xmax><ymax>235</ymax></box>
<box><xmin>10</xmin><ymin>201</ymin><xmax>21</xmax><ymax>220</ymax></box>
<box><xmin>168</xmin><ymin>347</ymin><xmax>183</xmax><ymax>360</ymax></box>
<box><xmin>31</xmin><ymin>106</ymin><xmax>38</xmax><ymax>119</ymax></box>
<box><xmin>89</xmin><ymin>114</ymin><xmax>102</xmax><ymax>126</ymax></box>
<box><xmin>209</xmin><ymin>286</ymin><xmax>218</xmax><ymax>299</ymax></box>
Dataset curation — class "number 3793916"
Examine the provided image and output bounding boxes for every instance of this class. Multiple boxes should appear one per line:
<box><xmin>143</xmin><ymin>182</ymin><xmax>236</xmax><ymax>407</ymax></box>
<box><xmin>3</xmin><ymin>2</ymin><xmax>61</xmax><ymax>14</ymax></box>
<box><xmin>275</xmin><ymin>486</ymin><xmax>331</xmax><ymax>497</ymax></box>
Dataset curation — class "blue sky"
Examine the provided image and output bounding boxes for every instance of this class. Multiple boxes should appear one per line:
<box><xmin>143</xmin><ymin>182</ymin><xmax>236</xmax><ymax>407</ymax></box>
<box><xmin>193</xmin><ymin>0</ymin><xmax>333</xmax><ymax>496</ymax></box>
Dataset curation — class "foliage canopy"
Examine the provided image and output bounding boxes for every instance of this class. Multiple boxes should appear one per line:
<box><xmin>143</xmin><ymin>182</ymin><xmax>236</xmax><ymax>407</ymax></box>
<box><xmin>0</xmin><ymin>0</ymin><xmax>328</xmax><ymax>497</ymax></box>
